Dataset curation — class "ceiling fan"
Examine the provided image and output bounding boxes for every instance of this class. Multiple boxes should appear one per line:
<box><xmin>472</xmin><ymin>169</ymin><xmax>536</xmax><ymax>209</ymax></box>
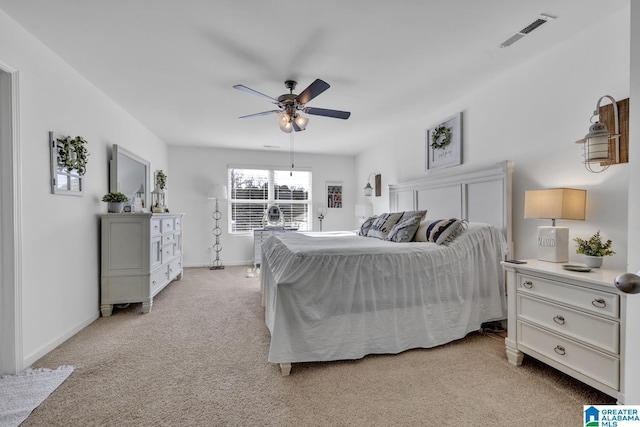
<box><xmin>233</xmin><ymin>79</ymin><xmax>351</xmax><ymax>133</ymax></box>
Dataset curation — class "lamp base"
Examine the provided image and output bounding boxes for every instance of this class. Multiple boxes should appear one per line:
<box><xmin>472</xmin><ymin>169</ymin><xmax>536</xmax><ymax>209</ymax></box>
<box><xmin>536</xmin><ymin>226</ymin><xmax>569</xmax><ymax>263</ymax></box>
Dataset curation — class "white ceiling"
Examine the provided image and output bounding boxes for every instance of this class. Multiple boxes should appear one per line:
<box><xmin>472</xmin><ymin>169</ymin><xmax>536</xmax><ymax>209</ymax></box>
<box><xmin>0</xmin><ymin>0</ymin><xmax>628</xmax><ymax>156</ymax></box>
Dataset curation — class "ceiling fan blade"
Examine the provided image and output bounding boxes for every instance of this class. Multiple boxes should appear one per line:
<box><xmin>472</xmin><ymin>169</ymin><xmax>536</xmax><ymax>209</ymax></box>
<box><xmin>296</xmin><ymin>79</ymin><xmax>330</xmax><ymax>105</ymax></box>
<box><xmin>305</xmin><ymin>107</ymin><xmax>351</xmax><ymax>120</ymax></box>
<box><xmin>233</xmin><ymin>84</ymin><xmax>279</xmax><ymax>103</ymax></box>
<box><xmin>238</xmin><ymin>110</ymin><xmax>281</xmax><ymax>119</ymax></box>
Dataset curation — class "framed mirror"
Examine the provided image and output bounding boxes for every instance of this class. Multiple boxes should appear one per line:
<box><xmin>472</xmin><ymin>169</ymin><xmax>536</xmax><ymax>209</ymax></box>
<box><xmin>110</xmin><ymin>145</ymin><xmax>150</xmax><ymax>210</ymax></box>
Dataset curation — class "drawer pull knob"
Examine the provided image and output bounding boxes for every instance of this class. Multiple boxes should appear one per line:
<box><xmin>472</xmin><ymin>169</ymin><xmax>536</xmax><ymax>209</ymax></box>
<box><xmin>592</xmin><ymin>298</ymin><xmax>606</xmax><ymax>308</ymax></box>
<box><xmin>523</xmin><ymin>281</ymin><xmax>533</xmax><ymax>289</ymax></box>
<box><xmin>554</xmin><ymin>345</ymin><xmax>566</xmax><ymax>356</ymax></box>
<box><xmin>553</xmin><ymin>315</ymin><xmax>565</xmax><ymax>325</ymax></box>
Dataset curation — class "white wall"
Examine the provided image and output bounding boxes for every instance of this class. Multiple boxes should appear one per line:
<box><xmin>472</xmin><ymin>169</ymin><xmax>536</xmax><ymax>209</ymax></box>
<box><xmin>168</xmin><ymin>146</ymin><xmax>356</xmax><ymax>267</ymax></box>
<box><xmin>357</xmin><ymin>8</ymin><xmax>630</xmax><ymax>271</ymax></box>
<box><xmin>0</xmin><ymin>9</ymin><xmax>169</xmax><ymax>367</ymax></box>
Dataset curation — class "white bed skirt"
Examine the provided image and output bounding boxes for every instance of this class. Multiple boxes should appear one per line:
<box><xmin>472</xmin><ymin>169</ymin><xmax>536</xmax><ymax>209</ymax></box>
<box><xmin>261</xmin><ymin>223</ymin><xmax>507</xmax><ymax>365</ymax></box>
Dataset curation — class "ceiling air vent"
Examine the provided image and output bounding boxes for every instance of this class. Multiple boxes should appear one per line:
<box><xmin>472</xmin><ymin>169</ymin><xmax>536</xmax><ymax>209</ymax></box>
<box><xmin>500</xmin><ymin>13</ymin><xmax>556</xmax><ymax>48</ymax></box>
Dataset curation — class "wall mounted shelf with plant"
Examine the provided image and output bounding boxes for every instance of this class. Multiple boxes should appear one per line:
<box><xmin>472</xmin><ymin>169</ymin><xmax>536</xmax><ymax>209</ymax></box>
<box><xmin>49</xmin><ymin>131</ymin><xmax>89</xmax><ymax>196</ymax></box>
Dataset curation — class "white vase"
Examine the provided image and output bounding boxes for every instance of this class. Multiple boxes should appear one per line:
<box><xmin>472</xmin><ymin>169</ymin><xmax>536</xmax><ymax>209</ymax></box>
<box><xmin>107</xmin><ymin>202</ymin><xmax>123</xmax><ymax>213</ymax></box>
<box><xmin>584</xmin><ymin>255</ymin><xmax>603</xmax><ymax>268</ymax></box>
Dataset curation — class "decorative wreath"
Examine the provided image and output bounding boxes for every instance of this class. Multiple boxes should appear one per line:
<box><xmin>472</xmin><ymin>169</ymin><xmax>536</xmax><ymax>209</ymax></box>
<box><xmin>430</xmin><ymin>125</ymin><xmax>452</xmax><ymax>150</ymax></box>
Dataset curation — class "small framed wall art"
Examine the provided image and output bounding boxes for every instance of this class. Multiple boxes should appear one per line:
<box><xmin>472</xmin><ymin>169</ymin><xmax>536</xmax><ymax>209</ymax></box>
<box><xmin>49</xmin><ymin>131</ymin><xmax>88</xmax><ymax>196</ymax></box>
<box><xmin>326</xmin><ymin>182</ymin><xmax>343</xmax><ymax>208</ymax></box>
<box><xmin>426</xmin><ymin>112</ymin><xmax>462</xmax><ymax>170</ymax></box>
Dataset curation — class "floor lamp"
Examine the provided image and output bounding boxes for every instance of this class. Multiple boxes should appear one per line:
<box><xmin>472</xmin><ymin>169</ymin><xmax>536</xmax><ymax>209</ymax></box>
<box><xmin>208</xmin><ymin>184</ymin><xmax>227</xmax><ymax>270</ymax></box>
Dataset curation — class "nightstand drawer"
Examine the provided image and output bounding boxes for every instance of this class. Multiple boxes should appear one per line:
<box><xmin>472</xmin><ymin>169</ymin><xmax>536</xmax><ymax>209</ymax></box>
<box><xmin>518</xmin><ymin>274</ymin><xmax>619</xmax><ymax>318</ymax></box>
<box><xmin>517</xmin><ymin>321</ymin><xmax>619</xmax><ymax>390</ymax></box>
<box><xmin>517</xmin><ymin>294</ymin><xmax>619</xmax><ymax>353</ymax></box>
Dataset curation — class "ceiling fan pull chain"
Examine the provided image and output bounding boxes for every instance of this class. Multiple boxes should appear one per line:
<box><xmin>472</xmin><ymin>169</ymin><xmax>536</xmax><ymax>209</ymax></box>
<box><xmin>290</xmin><ymin>132</ymin><xmax>295</xmax><ymax>176</ymax></box>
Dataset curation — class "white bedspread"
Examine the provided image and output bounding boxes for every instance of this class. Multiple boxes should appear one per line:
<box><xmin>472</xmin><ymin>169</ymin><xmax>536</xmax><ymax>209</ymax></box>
<box><xmin>261</xmin><ymin>223</ymin><xmax>507</xmax><ymax>364</ymax></box>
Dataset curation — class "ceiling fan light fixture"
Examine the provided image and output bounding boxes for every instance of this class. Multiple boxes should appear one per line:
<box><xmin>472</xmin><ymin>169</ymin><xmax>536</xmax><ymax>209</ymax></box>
<box><xmin>294</xmin><ymin>114</ymin><xmax>308</xmax><ymax>131</ymax></box>
<box><xmin>234</xmin><ymin>79</ymin><xmax>350</xmax><ymax>133</ymax></box>
<box><xmin>277</xmin><ymin>112</ymin><xmax>292</xmax><ymax>133</ymax></box>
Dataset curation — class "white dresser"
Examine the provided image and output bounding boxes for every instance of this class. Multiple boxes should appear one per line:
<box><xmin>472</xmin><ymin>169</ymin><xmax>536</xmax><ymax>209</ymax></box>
<box><xmin>101</xmin><ymin>213</ymin><xmax>184</xmax><ymax>316</ymax></box>
<box><xmin>502</xmin><ymin>260</ymin><xmax>626</xmax><ymax>402</ymax></box>
<box><xmin>253</xmin><ymin>227</ymin><xmax>297</xmax><ymax>267</ymax></box>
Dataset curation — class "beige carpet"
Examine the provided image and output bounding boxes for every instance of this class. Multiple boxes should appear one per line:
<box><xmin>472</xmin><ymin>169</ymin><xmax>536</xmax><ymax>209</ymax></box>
<box><xmin>24</xmin><ymin>266</ymin><xmax>615</xmax><ymax>426</ymax></box>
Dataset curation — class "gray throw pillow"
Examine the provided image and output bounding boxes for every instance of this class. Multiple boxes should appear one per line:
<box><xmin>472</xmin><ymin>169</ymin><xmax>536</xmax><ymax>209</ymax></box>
<box><xmin>386</xmin><ymin>214</ymin><xmax>422</xmax><ymax>242</ymax></box>
<box><xmin>358</xmin><ymin>215</ymin><xmax>378</xmax><ymax>236</ymax></box>
<box><xmin>367</xmin><ymin>212</ymin><xmax>403</xmax><ymax>239</ymax></box>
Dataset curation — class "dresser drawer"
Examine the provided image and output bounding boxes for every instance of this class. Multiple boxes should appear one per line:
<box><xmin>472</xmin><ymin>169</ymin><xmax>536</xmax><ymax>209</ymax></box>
<box><xmin>517</xmin><ymin>274</ymin><xmax>619</xmax><ymax>318</ymax></box>
<box><xmin>174</xmin><ymin>217</ymin><xmax>182</xmax><ymax>232</ymax></box>
<box><xmin>151</xmin><ymin>219</ymin><xmax>162</xmax><ymax>236</ymax></box>
<box><xmin>517</xmin><ymin>321</ymin><xmax>619</xmax><ymax>390</ymax></box>
<box><xmin>162</xmin><ymin>244</ymin><xmax>175</xmax><ymax>263</ymax></box>
<box><xmin>162</xmin><ymin>233</ymin><xmax>175</xmax><ymax>245</ymax></box>
<box><xmin>161</xmin><ymin>218</ymin><xmax>174</xmax><ymax>233</ymax></box>
<box><xmin>254</xmin><ymin>230</ymin><xmax>270</xmax><ymax>242</ymax></box>
<box><xmin>150</xmin><ymin>267</ymin><xmax>169</xmax><ymax>294</ymax></box>
<box><xmin>168</xmin><ymin>257</ymin><xmax>182</xmax><ymax>280</ymax></box>
<box><xmin>517</xmin><ymin>294</ymin><xmax>619</xmax><ymax>353</ymax></box>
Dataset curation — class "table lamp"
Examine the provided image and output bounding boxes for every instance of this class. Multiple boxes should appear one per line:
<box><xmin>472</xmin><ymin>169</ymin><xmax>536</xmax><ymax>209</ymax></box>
<box><xmin>524</xmin><ymin>188</ymin><xmax>586</xmax><ymax>262</ymax></box>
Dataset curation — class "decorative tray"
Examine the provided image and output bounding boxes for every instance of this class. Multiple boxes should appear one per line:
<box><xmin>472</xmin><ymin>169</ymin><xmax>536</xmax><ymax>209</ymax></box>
<box><xmin>561</xmin><ymin>264</ymin><xmax>592</xmax><ymax>272</ymax></box>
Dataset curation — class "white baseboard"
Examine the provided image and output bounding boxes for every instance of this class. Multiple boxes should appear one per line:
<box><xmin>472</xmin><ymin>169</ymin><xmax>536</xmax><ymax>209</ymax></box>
<box><xmin>184</xmin><ymin>261</ymin><xmax>254</xmax><ymax>268</ymax></box>
<box><xmin>22</xmin><ymin>310</ymin><xmax>99</xmax><ymax>368</ymax></box>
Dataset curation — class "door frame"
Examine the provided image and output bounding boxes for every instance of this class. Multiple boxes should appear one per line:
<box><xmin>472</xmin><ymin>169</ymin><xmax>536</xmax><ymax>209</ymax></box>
<box><xmin>0</xmin><ymin>61</ymin><xmax>23</xmax><ymax>375</ymax></box>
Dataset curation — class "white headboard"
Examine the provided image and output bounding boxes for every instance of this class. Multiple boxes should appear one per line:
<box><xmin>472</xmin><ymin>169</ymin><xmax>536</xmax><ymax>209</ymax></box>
<box><xmin>389</xmin><ymin>160</ymin><xmax>514</xmax><ymax>256</ymax></box>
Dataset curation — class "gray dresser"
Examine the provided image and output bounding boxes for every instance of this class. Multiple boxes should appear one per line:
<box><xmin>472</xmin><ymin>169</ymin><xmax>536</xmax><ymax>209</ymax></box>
<box><xmin>100</xmin><ymin>213</ymin><xmax>184</xmax><ymax>316</ymax></box>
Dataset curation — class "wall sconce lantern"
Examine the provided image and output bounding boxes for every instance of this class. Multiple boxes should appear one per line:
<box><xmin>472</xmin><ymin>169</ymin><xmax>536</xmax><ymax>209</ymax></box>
<box><xmin>364</xmin><ymin>173</ymin><xmax>381</xmax><ymax>197</ymax></box>
<box><xmin>575</xmin><ymin>95</ymin><xmax>620</xmax><ymax>173</ymax></box>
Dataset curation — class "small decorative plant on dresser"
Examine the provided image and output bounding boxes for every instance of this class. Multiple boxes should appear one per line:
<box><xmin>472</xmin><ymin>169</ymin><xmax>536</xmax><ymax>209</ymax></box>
<box><xmin>574</xmin><ymin>230</ymin><xmax>614</xmax><ymax>268</ymax></box>
<box><xmin>101</xmin><ymin>192</ymin><xmax>128</xmax><ymax>213</ymax></box>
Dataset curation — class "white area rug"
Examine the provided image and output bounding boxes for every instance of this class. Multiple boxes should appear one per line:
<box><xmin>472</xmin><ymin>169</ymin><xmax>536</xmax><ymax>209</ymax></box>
<box><xmin>0</xmin><ymin>365</ymin><xmax>73</xmax><ymax>427</ymax></box>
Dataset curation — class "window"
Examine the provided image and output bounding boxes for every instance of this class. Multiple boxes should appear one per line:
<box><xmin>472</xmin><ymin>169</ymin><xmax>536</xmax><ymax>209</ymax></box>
<box><xmin>228</xmin><ymin>167</ymin><xmax>312</xmax><ymax>233</ymax></box>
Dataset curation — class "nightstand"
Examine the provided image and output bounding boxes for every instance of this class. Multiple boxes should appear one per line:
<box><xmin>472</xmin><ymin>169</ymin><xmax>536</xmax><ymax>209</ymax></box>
<box><xmin>502</xmin><ymin>259</ymin><xmax>626</xmax><ymax>403</ymax></box>
<box><xmin>253</xmin><ymin>227</ymin><xmax>297</xmax><ymax>267</ymax></box>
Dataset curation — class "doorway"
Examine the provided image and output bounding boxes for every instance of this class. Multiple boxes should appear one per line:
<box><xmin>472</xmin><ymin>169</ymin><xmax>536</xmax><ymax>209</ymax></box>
<box><xmin>0</xmin><ymin>64</ymin><xmax>22</xmax><ymax>375</ymax></box>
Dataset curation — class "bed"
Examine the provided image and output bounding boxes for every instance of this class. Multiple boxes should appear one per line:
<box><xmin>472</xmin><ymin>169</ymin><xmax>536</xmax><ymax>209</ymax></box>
<box><xmin>261</xmin><ymin>160</ymin><xmax>513</xmax><ymax>375</ymax></box>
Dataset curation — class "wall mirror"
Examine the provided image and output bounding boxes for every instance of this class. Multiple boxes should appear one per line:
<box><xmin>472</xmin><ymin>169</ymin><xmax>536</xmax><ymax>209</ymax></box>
<box><xmin>110</xmin><ymin>144</ymin><xmax>150</xmax><ymax>210</ymax></box>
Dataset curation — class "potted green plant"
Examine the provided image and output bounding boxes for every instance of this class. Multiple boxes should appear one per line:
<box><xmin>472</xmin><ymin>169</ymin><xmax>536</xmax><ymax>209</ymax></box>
<box><xmin>574</xmin><ymin>230</ymin><xmax>615</xmax><ymax>268</ymax></box>
<box><xmin>102</xmin><ymin>192</ymin><xmax>128</xmax><ymax>213</ymax></box>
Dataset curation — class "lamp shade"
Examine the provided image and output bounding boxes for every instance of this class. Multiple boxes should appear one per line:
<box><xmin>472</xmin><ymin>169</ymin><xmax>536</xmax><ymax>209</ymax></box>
<box><xmin>207</xmin><ymin>184</ymin><xmax>228</xmax><ymax>200</ymax></box>
<box><xmin>524</xmin><ymin>188</ymin><xmax>586</xmax><ymax>221</ymax></box>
